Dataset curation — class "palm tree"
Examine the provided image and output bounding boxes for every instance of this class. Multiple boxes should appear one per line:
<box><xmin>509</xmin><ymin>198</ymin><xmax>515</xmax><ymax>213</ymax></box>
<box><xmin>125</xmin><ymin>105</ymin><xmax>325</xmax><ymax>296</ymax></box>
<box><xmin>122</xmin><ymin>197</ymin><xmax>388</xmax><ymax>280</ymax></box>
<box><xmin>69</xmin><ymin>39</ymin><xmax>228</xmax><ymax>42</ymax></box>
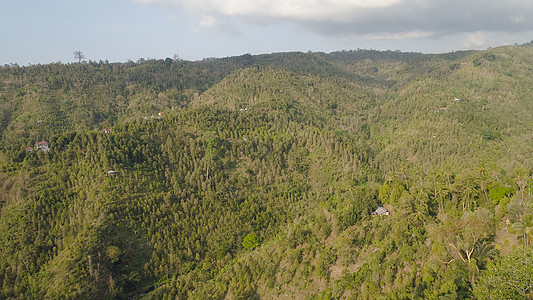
<box><xmin>512</xmin><ymin>216</ymin><xmax>533</xmax><ymax>247</ymax></box>
<box><xmin>435</xmin><ymin>185</ymin><xmax>449</xmax><ymax>213</ymax></box>
<box><xmin>461</xmin><ymin>185</ymin><xmax>479</xmax><ymax>211</ymax></box>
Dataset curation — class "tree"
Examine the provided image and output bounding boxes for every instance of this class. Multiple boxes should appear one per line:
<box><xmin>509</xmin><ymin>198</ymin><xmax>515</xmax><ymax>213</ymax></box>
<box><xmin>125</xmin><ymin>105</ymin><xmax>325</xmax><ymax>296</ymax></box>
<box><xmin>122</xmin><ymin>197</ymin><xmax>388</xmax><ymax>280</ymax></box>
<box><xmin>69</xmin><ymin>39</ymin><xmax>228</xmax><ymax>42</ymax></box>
<box><xmin>507</xmin><ymin>196</ymin><xmax>533</xmax><ymax>247</ymax></box>
<box><xmin>73</xmin><ymin>50</ymin><xmax>85</xmax><ymax>63</ymax></box>
<box><xmin>431</xmin><ymin>208</ymin><xmax>496</xmax><ymax>284</ymax></box>
<box><xmin>106</xmin><ymin>246</ymin><xmax>122</xmax><ymax>264</ymax></box>
<box><xmin>204</xmin><ymin>137</ymin><xmax>222</xmax><ymax>180</ymax></box>
<box><xmin>474</xmin><ymin>248</ymin><xmax>533</xmax><ymax>299</ymax></box>
<box><xmin>512</xmin><ymin>218</ymin><xmax>533</xmax><ymax>247</ymax></box>
<box><xmin>450</xmin><ymin>208</ymin><xmax>494</xmax><ymax>265</ymax></box>
<box><xmin>242</xmin><ymin>233</ymin><xmax>258</xmax><ymax>250</ymax></box>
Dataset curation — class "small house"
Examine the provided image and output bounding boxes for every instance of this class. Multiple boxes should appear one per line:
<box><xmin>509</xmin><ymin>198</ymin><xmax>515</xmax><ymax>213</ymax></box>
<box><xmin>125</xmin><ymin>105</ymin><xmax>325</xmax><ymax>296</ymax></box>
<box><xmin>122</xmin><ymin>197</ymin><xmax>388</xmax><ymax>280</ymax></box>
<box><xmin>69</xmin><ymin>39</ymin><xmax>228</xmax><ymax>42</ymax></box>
<box><xmin>107</xmin><ymin>170</ymin><xmax>117</xmax><ymax>176</ymax></box>
<box><xmin>25</xmin><ymin>147</ymin><xmax>33</xmax><ymax>152</ymax></box>
<box><xmin>453</xmin><ymin>97</ymin><xmax>461</xmax><ymax>102</ymax></box>
<box><xmin>35</xmin><ymin>140</ymin><xmax>49</xmax><ymax>151</ymax></box>
<box><xmin>158</xmin><ymin>112</ymin><xmax>163</xmax><ymax>116</ymax></box>
<box><xmin>372</xmin><ymin>206</ymin><xmax>390</xmax><ymax>216</ymax></box>
<box><xmin>103</xmin><ymin>128</ymin><xmax>111</xmax><ymax>133</ymax></box>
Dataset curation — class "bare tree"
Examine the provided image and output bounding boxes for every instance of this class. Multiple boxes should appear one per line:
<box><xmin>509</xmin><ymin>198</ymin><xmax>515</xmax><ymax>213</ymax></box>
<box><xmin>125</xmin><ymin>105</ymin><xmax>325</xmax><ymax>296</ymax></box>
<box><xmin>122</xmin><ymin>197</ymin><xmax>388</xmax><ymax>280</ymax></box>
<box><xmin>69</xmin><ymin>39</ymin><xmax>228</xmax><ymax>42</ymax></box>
<box><xmin>172</xmin><ymin>48</ymin><xmax>180</xmax><ymax>61</ymax></box>
<box><xmin>73</xmin><ymin>50</ymin><xmax>85</xmax><ymax>63</ymax></box>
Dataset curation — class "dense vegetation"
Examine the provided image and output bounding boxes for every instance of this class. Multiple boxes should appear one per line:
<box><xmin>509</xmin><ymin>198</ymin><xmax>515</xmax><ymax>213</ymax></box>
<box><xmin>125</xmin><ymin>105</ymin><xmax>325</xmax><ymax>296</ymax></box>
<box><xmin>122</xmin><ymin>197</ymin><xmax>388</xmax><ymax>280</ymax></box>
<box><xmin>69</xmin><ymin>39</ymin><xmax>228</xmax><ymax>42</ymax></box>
<box><xmin>1</xmin><ymin>44</ymin><xmax>532</xmax><ymax>299</ymax></box>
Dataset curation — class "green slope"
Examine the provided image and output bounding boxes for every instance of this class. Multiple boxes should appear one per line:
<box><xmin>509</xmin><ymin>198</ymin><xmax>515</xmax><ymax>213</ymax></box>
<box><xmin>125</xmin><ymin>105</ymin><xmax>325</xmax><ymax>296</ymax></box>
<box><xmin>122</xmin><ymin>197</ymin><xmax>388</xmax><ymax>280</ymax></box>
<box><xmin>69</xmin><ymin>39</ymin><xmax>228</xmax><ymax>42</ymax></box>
<box><xmin>0</xmin><ymin>44</ymin><xmax>532</xmax><ymax>299</ymax></box>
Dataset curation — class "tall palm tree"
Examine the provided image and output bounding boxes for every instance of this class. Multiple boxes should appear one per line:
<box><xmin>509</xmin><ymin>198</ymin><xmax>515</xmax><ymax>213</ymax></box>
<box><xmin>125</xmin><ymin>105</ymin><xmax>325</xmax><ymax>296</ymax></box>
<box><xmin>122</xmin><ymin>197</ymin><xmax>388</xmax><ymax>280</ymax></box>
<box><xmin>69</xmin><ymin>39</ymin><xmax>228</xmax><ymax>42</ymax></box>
<box><xmin>512</xmin><ymin>216</ymin><xmax>533</xmax><ymax>247</ymax></box>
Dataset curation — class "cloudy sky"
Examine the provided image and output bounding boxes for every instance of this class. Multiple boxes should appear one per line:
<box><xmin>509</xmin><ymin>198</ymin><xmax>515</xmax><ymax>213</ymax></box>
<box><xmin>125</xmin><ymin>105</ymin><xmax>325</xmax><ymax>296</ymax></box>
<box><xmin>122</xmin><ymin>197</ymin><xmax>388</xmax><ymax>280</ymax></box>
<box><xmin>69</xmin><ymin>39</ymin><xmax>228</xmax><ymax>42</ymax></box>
<box><xmin>2</xmin><ymin>0</ymin><xmax>532</xmax><ymax>65</ymax></box>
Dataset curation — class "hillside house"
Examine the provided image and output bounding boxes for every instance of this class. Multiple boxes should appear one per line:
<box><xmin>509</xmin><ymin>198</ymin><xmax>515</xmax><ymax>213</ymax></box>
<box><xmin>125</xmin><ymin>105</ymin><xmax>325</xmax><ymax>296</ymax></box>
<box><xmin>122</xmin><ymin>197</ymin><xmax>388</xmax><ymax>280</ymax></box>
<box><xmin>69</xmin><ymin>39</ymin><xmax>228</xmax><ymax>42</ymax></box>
<box><xmin>25</xmin><ymin>147</ymin><xmax>33</xmax><ymax>152</ymax></box>
<box><xmin>103</xmin><ymin>128</ymin><xmax>111</xmax><ymax>133</ymax></box>
<box><xmin>107</xmin><ymin>170</ymin><xmax>117</xmax><ymax>176</ymax></box>
<box><xmin>372</xmin><ymin>206</ymin><xmax>390</xmax><ymax>216</ymax></box>
<box><xmin>35</xmin><ymin>140</ymin><xmax>49</xmax><ymax>151</ymax></box>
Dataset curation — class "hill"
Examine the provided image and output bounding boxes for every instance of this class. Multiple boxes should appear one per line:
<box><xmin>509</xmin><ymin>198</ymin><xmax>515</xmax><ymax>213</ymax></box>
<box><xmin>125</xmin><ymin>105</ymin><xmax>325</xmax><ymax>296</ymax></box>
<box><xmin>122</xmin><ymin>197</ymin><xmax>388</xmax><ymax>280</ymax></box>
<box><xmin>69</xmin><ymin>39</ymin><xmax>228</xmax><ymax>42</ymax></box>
<box><xmin>0</xmin><ymin>45</ymin><xmax>532</xmax><ymax>299</ymax></box>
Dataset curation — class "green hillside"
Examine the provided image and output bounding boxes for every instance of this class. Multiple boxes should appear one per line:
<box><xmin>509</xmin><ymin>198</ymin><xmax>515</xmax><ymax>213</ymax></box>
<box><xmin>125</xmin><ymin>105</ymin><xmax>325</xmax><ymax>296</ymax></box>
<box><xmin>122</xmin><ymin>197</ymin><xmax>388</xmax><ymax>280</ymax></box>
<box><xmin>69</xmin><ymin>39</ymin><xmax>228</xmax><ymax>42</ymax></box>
<box><xmin>0</xmin><ymin>45</ymin><xmax>532</xmax><ymax>299</ymax></box>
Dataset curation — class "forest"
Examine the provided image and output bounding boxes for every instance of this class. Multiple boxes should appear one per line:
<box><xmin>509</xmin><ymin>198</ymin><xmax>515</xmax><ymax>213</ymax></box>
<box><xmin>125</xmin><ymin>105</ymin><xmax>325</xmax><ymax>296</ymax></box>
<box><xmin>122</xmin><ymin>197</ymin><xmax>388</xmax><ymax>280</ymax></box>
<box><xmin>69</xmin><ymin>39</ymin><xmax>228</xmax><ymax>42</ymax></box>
<box><xmin>0</xmin><ymin>43</ymin><xmax>532</xmax><ymax>299</ymax></box>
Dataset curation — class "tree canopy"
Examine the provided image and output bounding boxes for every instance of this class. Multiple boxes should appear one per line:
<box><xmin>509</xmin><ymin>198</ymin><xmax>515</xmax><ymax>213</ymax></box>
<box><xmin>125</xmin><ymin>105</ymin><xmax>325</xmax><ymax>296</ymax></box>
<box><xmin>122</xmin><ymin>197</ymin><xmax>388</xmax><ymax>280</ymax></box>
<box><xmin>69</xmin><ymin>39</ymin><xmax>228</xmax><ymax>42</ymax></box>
<box><xmin>1</xmin><ymin>44</ymin><xmax>533</xmax><ymax>298</ymax></box>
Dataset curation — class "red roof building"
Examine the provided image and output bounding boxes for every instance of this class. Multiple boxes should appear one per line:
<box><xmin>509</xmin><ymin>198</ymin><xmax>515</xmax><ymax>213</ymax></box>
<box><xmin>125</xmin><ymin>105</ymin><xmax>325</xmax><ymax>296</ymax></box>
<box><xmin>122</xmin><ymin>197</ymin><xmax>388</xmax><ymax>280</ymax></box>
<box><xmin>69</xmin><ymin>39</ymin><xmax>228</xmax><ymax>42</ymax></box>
<box><xmin>36</xmin><ymin>140</ymin><xmax>49</xmax><ymax>151</ymax></box>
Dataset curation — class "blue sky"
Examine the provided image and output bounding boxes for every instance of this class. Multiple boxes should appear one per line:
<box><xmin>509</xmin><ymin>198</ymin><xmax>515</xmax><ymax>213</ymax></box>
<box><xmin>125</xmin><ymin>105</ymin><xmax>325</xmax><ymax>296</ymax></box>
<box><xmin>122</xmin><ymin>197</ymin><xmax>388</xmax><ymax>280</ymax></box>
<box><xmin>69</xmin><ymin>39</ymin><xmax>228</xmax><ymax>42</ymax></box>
<box><xmin>2</xmin><ymin>0</ymin><xmax>533</xmax><ymax>65</ymax></box>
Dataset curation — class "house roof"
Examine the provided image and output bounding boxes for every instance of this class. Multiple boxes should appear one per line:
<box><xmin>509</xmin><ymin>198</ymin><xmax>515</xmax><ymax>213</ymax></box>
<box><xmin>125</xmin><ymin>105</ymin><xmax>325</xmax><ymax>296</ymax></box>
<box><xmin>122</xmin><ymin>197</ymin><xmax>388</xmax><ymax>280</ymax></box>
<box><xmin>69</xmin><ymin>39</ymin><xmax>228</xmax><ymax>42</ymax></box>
<box><xmin>373</xmin><ymin>206</ymin><xmax>390</xmax><ymax>216</ymax></box>
<box><xmin>36</xmin><ymin>140</ymin><xmax>48</xmax><ymax>145</ymax></box>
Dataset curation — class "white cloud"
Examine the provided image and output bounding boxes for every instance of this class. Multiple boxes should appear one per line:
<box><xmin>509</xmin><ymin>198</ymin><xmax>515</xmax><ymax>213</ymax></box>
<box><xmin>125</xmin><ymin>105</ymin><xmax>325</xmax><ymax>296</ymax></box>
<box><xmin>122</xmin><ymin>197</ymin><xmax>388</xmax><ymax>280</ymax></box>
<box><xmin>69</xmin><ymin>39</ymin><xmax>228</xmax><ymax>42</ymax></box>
<box><xmin>462</xmin><ymin>31</ymin><xmax>492</xmax><ymax>49</ymax></box>
<box><xmin>198</xmin><ymin>15</ymin><xmax>218</xmax><ymax>29</ymax></box>
<box><xmin>134</xmin><ymin>0</ymin><xmax>533</xmax><ymax>41</ymax></box>
<box><xmin>137</xmin><ymin>0</ymin><xmax>402</xmax><ymax>14</ymax></box>
<box><xmin>136</xmin><ymin>0</ymin><xmax>403</xmax><ymax>23</ymax></box>
<box><xmin>510</xmin><ymin>15</ymin><xmax>526</xmax><ymax>24</ymax></box>
<box><xmin>363</xmin><ymin>30</ymin><xmax>435</xmax><ymax>40</ymax></box>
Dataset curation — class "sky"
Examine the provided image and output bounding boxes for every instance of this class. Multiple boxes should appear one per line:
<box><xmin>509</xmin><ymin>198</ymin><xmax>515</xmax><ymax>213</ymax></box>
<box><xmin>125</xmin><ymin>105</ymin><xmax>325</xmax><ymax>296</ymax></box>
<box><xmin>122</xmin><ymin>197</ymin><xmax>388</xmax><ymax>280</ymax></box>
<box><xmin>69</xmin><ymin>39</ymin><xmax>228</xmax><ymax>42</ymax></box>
<box><xmin>1</xmin><ymin>0</ymin><xmax>532</xmax><ymax>65</ymax></box>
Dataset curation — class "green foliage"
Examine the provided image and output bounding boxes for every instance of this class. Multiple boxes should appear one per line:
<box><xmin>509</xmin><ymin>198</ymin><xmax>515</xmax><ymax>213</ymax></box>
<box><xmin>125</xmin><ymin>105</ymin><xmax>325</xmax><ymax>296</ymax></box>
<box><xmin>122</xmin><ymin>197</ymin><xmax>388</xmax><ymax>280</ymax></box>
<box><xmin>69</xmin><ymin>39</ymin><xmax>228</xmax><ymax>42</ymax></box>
<box><xmin>488</xmin><ymin>183</ymin><xmax>514</xmax><ymax>204</ymax></box>
<box><xmin>0</xmin><ymin>45</ymin><xmax>532</xmax><ymax>298</ymax></box>
<box><xmin>474</xmin><ymin>248</ymin><xmax>533</xmax><ymax>299</ymax></box>
<box><xmin>106</xmin><ymin>246</ymin><xmax>122</xmax><ymax>264</ymax></box>
<box><xmin>378</xmin><ymin>182</ymin><xmax>391</xmax><ymax>203</ymax></box>
<box><xmin>481</xmin><ymin>128</ymin><xmax>502</xmax><ymax>141</ymax></box>
<box><xmin>242</xmin><ymin>233</ymin><xmax>259</xmax><ymax>250</ymax></box>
